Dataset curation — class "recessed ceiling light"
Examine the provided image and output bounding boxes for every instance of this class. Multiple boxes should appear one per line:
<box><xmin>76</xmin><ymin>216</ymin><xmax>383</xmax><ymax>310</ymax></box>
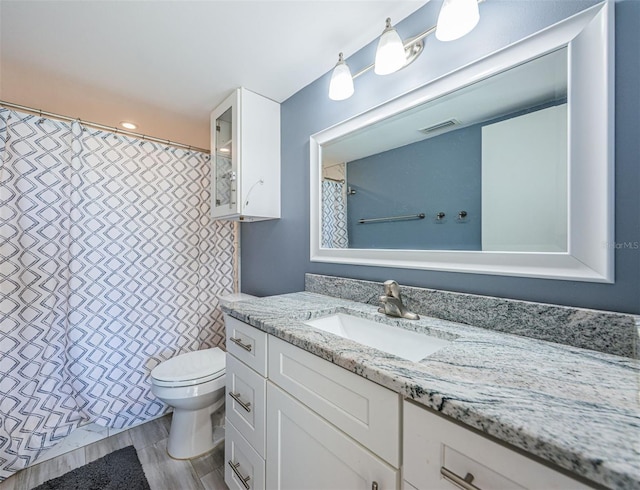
<box><xmin>120</xmin><ymin>121</ymin><xmax>137</xmax><ymax>130</ymax></box>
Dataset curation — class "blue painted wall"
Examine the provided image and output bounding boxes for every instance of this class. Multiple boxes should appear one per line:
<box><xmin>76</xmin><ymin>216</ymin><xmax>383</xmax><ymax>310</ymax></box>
<box><xmin>346</xmin><ymin>126</ymin><xmax>482</xmax><ymax>250</ymax></box>
<box><xmin>241</xmin><ymin>0</ymin><xmax>640</xmax><ymax>315</ymax></box>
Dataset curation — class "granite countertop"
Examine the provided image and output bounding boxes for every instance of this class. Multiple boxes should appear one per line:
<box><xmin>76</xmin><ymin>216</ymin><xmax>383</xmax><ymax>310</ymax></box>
<box><xmin>222</xmin><ymin>292</ymin><xmax>640</xmax><ymax>490</ymax></box>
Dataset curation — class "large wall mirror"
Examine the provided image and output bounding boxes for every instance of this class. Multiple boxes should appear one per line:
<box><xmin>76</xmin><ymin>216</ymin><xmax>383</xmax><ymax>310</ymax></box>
<box><xmin>310</xmin><ymin>2</ymin><xmax>613</xmax><ymax>282</ymax></box>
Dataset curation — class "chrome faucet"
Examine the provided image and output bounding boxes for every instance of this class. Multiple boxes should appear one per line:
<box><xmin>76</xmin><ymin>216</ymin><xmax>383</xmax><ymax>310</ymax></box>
<box><xmin>378</xmin><ymin>280</ymin><xmax>419</xmax><ymax>320</ymax></box>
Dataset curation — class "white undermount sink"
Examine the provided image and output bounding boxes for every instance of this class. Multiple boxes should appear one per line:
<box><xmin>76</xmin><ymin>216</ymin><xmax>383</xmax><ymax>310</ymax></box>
<box><xmin>304</xmin><ymin>313</ymin><xmax>451</xmax><ymax>362</ymax></box>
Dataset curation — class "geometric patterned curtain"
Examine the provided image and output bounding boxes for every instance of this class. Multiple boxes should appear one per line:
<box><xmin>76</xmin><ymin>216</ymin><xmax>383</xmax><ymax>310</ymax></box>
<box><xmin>215</xmin><ymin>155</ymin><xmax>232</xmax><ymax>206</ymax></box>
<box><xmin>321</xmin><ymin>180</ymin><xmax>349</xmax><ymax>248</ymax></box>
<box><xmin>0</xmin><ymin>109</ymin><xmax>236</xmax><ymax>480</ymax></box>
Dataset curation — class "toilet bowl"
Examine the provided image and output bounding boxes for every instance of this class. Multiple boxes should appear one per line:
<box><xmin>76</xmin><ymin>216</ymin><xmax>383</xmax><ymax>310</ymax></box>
<box><xmin>151</xmin><ymin>348</ymin><xmax>226</xmax><ymax>459</ymax></box>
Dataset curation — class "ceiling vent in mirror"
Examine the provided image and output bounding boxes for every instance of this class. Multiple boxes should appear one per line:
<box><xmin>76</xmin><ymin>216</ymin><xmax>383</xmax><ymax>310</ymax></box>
<box><xmin>418</xmin><ymin>119</ymin><xmax>460</xmax><ymax>134</ymax></box>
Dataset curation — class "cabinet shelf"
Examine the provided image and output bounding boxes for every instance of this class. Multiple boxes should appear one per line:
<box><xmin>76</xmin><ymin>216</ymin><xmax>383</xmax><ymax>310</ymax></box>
<box><xmin>217</xmin><ymin>138</ymin><xmax>232</xmax><ymax>152</ymax></box>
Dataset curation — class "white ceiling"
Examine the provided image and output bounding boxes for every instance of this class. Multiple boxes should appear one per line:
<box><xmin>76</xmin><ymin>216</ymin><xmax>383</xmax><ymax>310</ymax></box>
<box><xmin>1</xmin><ymin>0</ymin><xmax>427</xmax><ymax>117</ymax></box>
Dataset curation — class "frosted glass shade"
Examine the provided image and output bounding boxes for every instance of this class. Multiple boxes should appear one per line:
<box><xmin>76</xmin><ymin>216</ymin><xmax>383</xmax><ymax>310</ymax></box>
<box><xmin>374</xmin><ymin>24</ymin><xmax>406</xmax><ymax>75</ymax></box>
<box><xmin>436</xmin><ymin>0</ymin><xmax>480</xmax><ymax>42</ymax></box>
<box><xmin>329</xmin><ymin>55</ymin><xmax>354</xmax><ymax>101</ymax></box>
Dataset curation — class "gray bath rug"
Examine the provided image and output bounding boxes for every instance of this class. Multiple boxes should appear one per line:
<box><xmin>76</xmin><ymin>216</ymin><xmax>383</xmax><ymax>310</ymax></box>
<box><xmin>31</xmin><ymin>445</ymin><xmax>150</xmax><ymax>490</ymax></box>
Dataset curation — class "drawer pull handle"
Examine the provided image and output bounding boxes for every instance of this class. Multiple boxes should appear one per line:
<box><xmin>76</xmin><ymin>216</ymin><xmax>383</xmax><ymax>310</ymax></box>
<box><xmin>228</xmin><ymin>460</ymin><xmax>251</xmax><ymax>489</ymax></box>
<box><xmin>372</xmin><ymin>482</ymin><xmax>379</xmax><ymax>490</ymax></box>
<box><xmin>229</xmin><ymin>392</ymin><xmax>252</xmax><ymax>412</ymax></box>
<box><xmin>230</xmin><ymin>337</ymin><xmax>252</xmax><ymax>352</ymax></box>
<box><xmin>441</xmin><ymin>467</ymin><xmax>480</xmax><ymax>490</ymax></box>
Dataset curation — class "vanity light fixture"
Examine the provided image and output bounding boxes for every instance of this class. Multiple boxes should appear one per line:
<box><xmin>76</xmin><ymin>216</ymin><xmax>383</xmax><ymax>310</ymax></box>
<box><xmin>329</xmin><ymin>0</ymin><xmax>482</xmax><ymax>100</ymax></box>
<box><xmin>328</xmin><ymin>52</ymin><xmax>355</xmax><ymax>101</ymax></box>
<box><xmin>120</xmin><ymin>121</ymin><xmax>137</xmax><ymax>130</ymax></box>
<box><xmin>435</xmin><ymin>0</ymin><xmax>480</xmax><ymax>41</ymax></box>
<box><xmin>374</xmin><ymin>18</ymin><xmax>407</xmax><ymax>75</ymax></box>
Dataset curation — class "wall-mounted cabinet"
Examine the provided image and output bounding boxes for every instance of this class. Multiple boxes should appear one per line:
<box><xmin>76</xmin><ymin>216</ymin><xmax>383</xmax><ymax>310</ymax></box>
<box><xmin>211</xmin><ymin>87</ymin><xmax>280</xmax><ymax>221</ymax></box>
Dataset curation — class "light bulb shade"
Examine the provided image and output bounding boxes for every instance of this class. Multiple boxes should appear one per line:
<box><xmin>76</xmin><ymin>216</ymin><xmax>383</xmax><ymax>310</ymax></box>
<box><xmin>329</xmin><ymin>55</ymin><xmax>354</xmax><ymax>101</ymax></box>
<box><xmin>435</xmin><ymin>0</ymin><xmax>480</xmax><ymax>42</ymax></box>
<box><xmin>374</xmin><ymin>22</ymin><xmax>406</xmax><ymax>75</ymax></box>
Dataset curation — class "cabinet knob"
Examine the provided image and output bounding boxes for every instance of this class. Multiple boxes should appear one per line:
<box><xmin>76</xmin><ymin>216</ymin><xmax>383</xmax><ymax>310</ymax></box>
<box><xmin>371</xmin><ymin>482</ymin><xmax>378</xmax><ymax>490</ymax></box>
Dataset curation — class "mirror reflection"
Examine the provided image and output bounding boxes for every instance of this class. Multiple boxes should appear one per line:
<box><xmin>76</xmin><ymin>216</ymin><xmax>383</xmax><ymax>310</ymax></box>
<box><xmin>321</xmin><ymin>48</ymin><xmax>568</xmax><ymax>252</ymax></box>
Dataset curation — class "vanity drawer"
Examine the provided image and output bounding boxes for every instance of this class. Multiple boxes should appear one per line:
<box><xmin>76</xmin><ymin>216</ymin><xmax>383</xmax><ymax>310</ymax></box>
<box><xmin>403</xmin><ymin>401</ymin><xmax>591</xmax><ymax>490</ymax></box>
<box><xmin>225</xmin><ymin>421</ymin><xmax>265</xmax><ymax>490</ymax></box>
<box><xmin>226</xmin><ymin>353</ymin><xmax>267</xmax><ymax>457</ymax></box>
<box><xmin>225</xmin><ymin>314</ymin><xmax>268</xmax><ymax>376</ymax></box>
<box><xmin>268</xmin><ymin>335</ymin><xmax>401</xmax><ymax>467</ymax></box>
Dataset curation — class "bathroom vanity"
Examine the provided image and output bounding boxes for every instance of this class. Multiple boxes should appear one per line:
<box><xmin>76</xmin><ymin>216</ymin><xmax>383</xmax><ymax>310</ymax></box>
<box><xmin>221</xmin><ymin>283</ymin><xmax>639</xmax><ymax>490</ymax></box>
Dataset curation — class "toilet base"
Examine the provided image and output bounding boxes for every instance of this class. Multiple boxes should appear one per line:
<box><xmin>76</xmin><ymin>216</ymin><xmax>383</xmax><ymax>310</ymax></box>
<box><xmin>167</xmin><ymin>397</ymin><xmax>225</xmax><ymax>459</ymax></box>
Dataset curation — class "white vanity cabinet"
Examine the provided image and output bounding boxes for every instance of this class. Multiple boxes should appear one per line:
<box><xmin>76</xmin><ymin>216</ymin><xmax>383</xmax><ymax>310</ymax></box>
<box><xmin>224</xmin><ymin>314</ymin><xmax>593</xmax><ymax>490</ymax></box>
<box><xmin>403</xmin><ymin>401</ymin><xmax>592</xmax><ymax>490</ymax></box>
<box><xmin>224</xmin><ymin>315</ymin><xmax>400</xmax><ymax>490</ymax></box>
<box><xmin>210</xmin><ymin>87</ymin><xmax>280</xmax><ymax>222</ymax></box>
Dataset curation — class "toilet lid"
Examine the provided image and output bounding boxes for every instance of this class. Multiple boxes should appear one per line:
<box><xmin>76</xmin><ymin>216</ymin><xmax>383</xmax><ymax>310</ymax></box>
<box><xmin>151</xmin><ymin>348</ymin><xmax>225</xmax><ymax>384</ymax></box>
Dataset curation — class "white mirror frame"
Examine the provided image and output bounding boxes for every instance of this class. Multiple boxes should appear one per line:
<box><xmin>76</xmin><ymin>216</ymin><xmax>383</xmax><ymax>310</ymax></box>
<box><xmin>310</xmin><ymin>2</ymin><xmax>614</xmax><ymax>283</ymax></box>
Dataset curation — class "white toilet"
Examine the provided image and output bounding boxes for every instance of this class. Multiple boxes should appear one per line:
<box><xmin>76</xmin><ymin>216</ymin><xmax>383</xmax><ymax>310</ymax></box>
<box><xmin>151</xmin><ymin>348</ymin><xmax>226</xmax><ymax>459</ymax></box>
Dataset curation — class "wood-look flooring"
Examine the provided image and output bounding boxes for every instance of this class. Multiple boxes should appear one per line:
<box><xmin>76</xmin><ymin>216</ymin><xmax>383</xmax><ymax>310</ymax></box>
<box><xmin>0</xmin><ymin>414</ymin><xmax>228</xmax><ymax>490</ymax></box>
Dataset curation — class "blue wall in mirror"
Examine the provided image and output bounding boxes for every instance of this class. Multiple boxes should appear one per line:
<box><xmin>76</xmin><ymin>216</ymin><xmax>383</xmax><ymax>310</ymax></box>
<box><xmin>342</xmin><ymin>98</ymin><xmax>567</xmax><ymax>251</ymax></box>
<box><xmin>346</xmin><ymin>126</ymin><xmax>482</xmax><ymax>250</ymax></box>
<box><xmin>240</xmin><ymin>0</ymin><xmax>640</xmax><ymax>315</ymax></box>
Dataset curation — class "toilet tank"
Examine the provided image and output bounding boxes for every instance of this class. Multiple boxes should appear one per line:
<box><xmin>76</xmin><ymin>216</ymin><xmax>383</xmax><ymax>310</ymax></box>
<box><xmin>218</xmin><ymin>292</ymin><xmax>257</xmax><ymax>308</ymax></box>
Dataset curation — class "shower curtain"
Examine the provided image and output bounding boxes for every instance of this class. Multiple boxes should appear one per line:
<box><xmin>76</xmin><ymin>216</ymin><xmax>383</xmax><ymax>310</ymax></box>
<box><xmin>321</xmin><ymin>180</ymin><xmax>349</xmax><ymax>248</ymax></box>
<box><xmin>0</xmin><ymin>109</ymin><xmax>236</xmax><ymax>480</ymax></box>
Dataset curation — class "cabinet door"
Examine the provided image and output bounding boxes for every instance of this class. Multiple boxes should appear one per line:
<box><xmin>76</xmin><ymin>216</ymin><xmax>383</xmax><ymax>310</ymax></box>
<box><xmin>269</xmin><ymin>335</ymin><xmax>400</xmax><ymax>467</ymax></box>
<box><xmin>266</xmin><ymin>382</ymin><xmax>398</xmax><ymax>490</ymax></box>
<box><xmin>211</xmin><ymin>90</ymin><xmax>239</xmax><ymax>218</ymax></box>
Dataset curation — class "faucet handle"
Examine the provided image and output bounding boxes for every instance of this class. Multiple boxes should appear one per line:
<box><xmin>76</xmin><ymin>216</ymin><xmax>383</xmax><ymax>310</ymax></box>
<box><xmin>383</xmin><ymin>280</ymin><xmax>402</xmax><ymax>299</ymax></box>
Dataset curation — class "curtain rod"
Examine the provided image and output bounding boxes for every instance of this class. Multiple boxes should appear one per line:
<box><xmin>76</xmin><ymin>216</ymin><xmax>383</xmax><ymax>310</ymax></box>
<box><xmin>0</xmin><ymin>100</ymin><xmax>210</xmax><ymax>154</ymax></box>
<box><xmin>323</xmin><ymin>176</ymin><xmax>345</xmax><ymax>183</ymax></box>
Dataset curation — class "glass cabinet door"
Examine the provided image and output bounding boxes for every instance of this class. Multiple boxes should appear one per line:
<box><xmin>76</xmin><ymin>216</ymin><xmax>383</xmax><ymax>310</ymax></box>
<box><xmin>214</xmin><ymin>107</ymin><xmax>234</xmax><ymax>212</ymax></box>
